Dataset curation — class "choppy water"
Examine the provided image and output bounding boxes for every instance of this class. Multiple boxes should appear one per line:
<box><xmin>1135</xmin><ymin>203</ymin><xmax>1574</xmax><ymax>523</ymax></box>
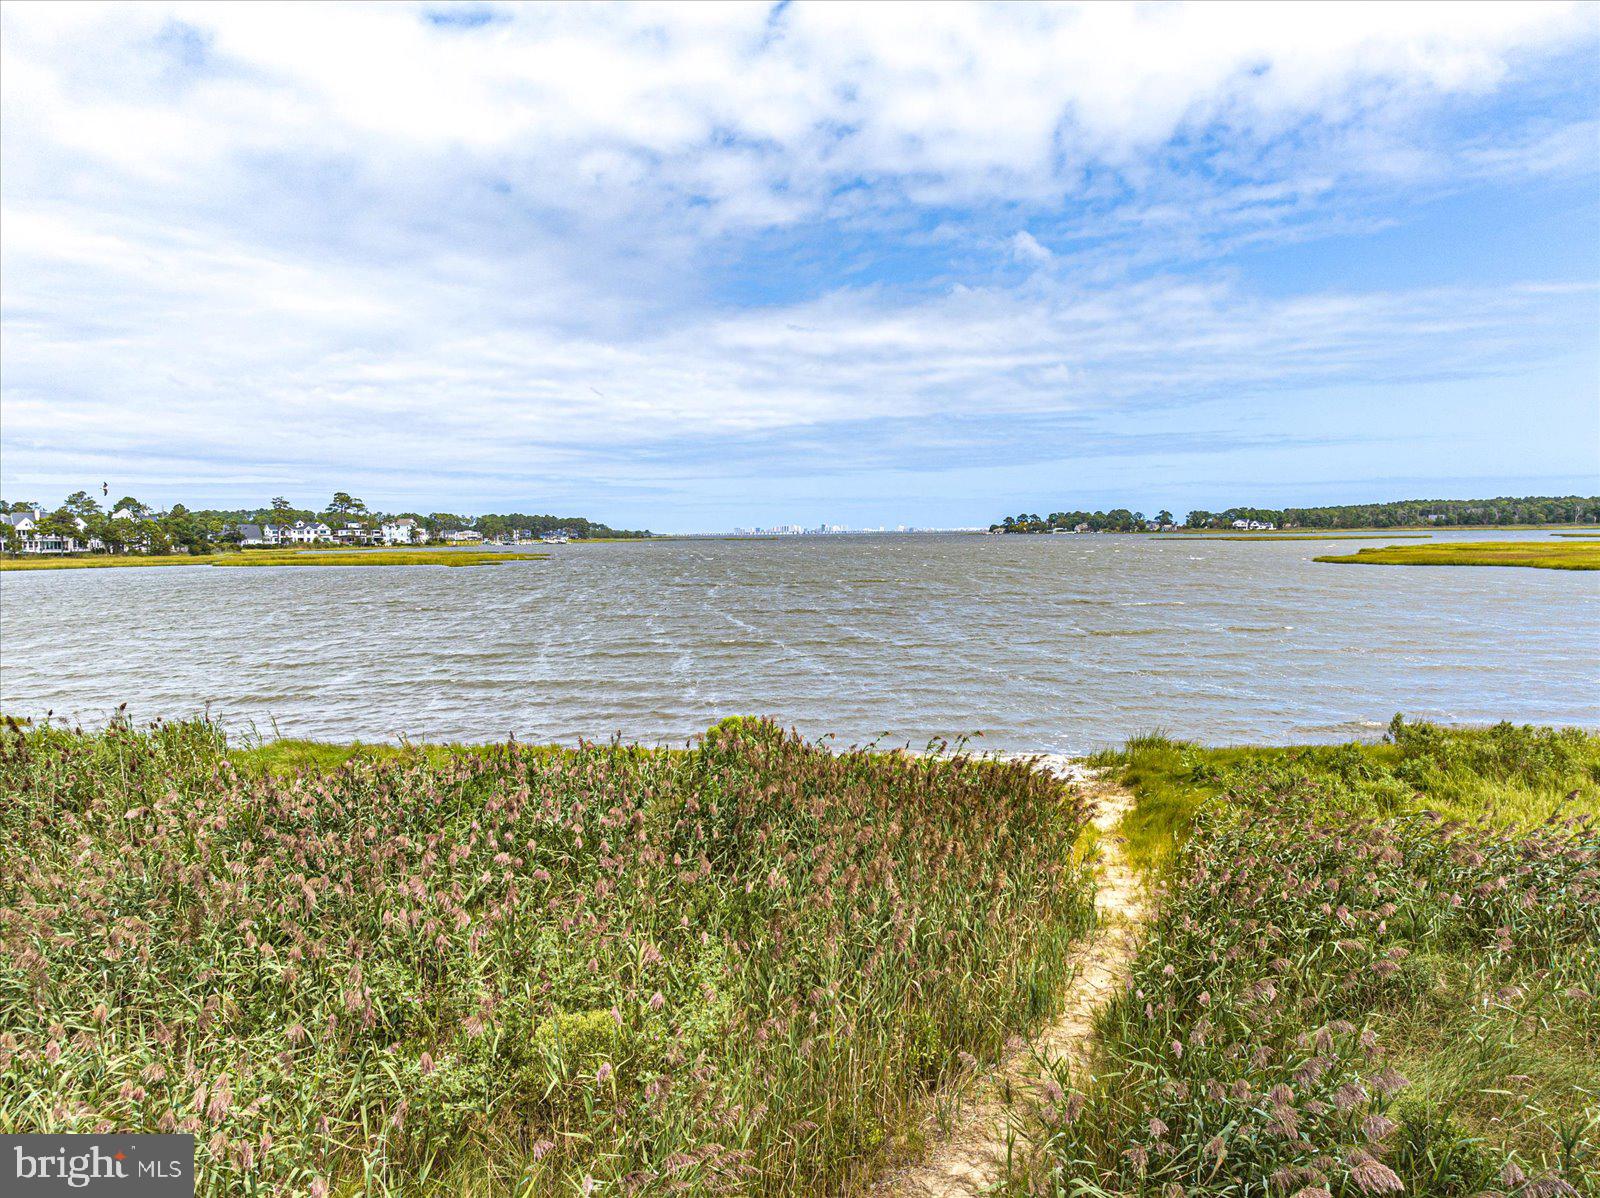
<box><xmin>2</xmin><ymin>532</ymin><xmax>1596</xmax><ymax>752</ymax></box>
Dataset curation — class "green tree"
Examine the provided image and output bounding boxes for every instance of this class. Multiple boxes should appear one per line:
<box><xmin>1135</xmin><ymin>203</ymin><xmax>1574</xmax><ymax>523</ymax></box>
<box><xmin>326</xmin><ymin>492</ymin><xmax>365</xmax><ymax>515</ymax></box>
<box><xmin>63</xmin><ymin>491</ymin><xmax>102</xmax><ymax>520</ymax></box>
<box><xmin>100</xmin><ymin>518</ymin><xmax>131</xmax><ymax>554</ymax></box>
<box><xmin>36</xmin><ymin>508</ymin><xmax>82</xmax><ymax>551</ymax></box>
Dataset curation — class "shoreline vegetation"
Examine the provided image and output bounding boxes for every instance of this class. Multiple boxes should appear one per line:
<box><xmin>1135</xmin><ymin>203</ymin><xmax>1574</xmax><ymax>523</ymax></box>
<box><xmin>1314</xmin><ymin>540</ymin><xmax>1600</xmax><ymax>571</ymax></box>
<box><xmin>0</xmin><ymin>547</ymin><xmax>548</xmax><ymax>571</ymax></box>
<box><xmin>991</xmin><ymin>494</ymin><xmax>1600</xmax><ymax>535</ymax></box>
<box><xmin>1001</xmin><ymin>717</ymin><xmax>1599</xmax><ymax>1195</ymax></box>
<box><xmin>0</xmin><ymin>715</ymin><xmax>1096</xmax><ymax>1196</ymax></box>
<box><xmin>1163</xmin><ymin>533</ymin><xmax>1434</xmax><ymax>542</ymax></box>
<box><xmin>2</xmin><ymin>714</ymin><xmax>1595</xmax><ymax>1195</ymax></box>
<box><xmin>0</xmin><ymin>486</ymin><xmax>649</xmax><ymax>563</ymax></box>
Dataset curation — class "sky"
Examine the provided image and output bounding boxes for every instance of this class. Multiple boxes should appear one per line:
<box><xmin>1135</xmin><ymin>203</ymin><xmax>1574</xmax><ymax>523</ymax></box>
<box><xmin>1</xmin><ymin>2</ymin><xmax>1597</xmax><ymax>533</ymax></box>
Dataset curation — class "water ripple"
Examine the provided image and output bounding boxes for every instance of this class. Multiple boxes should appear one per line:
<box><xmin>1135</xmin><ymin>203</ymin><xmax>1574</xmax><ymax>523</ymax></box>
<box><xmin>2</xmin><ymin>533</ymin><xmax>1596</xmax><ymax>753</ymax></box>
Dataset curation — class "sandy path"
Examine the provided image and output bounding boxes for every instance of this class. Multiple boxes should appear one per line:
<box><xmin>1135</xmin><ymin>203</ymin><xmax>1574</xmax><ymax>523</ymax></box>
<box><xmin>876</xmin><ymin>756</ymin><xmax>1145</xmax><ymax>1197</ymax></box>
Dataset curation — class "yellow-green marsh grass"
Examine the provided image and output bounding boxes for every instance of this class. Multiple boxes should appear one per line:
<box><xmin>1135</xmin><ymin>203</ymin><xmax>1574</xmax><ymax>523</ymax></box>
<box><xmin>0</xmin><ymin>552</ymin><xmax>223</xmax><ymax>570</ymax></box>
<box><xmin>1</xmin><ymin>548</ymin><xmax>547</xmax><ymax>570</ymax></box>
<box><xmin>213</xmin><ymin>548</ymin><xmax>546</xmax><ymax>567</ymax></box>
<box><xmin>1166</xmin><ymin>533</ymin><xmax>1433</xmax><ymax>542</ymax></box>
<box><xmin>1315</xmin><ymin>539</ymin><xmax>1600</xmax><ymax>570</ymax></box>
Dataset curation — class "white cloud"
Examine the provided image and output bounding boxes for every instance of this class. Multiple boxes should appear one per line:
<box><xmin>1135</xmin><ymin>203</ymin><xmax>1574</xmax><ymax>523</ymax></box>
<box><xmin>4</xmin><ymin>2</ymin><xmax>1588</xmax><ymax>223</ymax></box>
<box><xmin>0</xmin><ymin>1</ymin><xmax>1595</xmax><ymax>517</ymax></box>
<box><xmin>1010</xmin><ymin>231</ymin><xmax>1053</xmax><ymax>264</ymax></box>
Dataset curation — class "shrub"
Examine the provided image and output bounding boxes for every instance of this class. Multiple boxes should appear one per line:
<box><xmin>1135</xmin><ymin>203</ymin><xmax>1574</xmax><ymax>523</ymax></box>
<box><xmin>1008</xmin><ymin>749</ymin><xmax>1599</xmax><ymax>1196</ymax></box>
<box><xmin>0</xmin><ymin>717</ymin><xmax>1095</xmax><ymax>1196</ymax></box>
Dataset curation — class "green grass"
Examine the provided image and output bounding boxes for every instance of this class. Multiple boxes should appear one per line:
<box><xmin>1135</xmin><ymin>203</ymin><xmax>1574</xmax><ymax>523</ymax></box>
<box><xmin>0</xmin><ymin>552</ymin><xmax>224</xmax><ymax>570</ymax></box>
<box><xmin>0</xmin><ymin>715</ymin><xmax>1096</xmax><ymax>1197</ymax></box>
<box><xmin>215</xmin><ymin>549</ymin><xmax>546</xmax><ymax>567</ymax></box>
<box><xmin>1167</xmin><ymin>534</ymin><xmax>1434</xmax><ymax>541</ymax></box>
<box><xmin>229</xmin><ymin>737</ymin><xmax>469</xmax><ymax>775</ymax></box>
<box><xmin>1315</xmin><ymin>540</ymin><xmax>1600</xmax><ymax>570</ymax></box>
<box><xmin>226</xmin><ymin>736</ymin><xmax>591</xmax><ymax>778</ymax></box>
<box><xmin>1</xmin><ymin>548</ymin><xmax>547</xmax><ymax>570</ymax></box>
<box><xmin>1010</xmin><ymin>718</ymin><xmax>1600</xmax><ymax>1196</ymax></box>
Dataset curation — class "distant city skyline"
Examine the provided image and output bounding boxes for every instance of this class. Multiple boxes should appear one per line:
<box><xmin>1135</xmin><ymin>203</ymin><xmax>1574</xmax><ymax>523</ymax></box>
<box><xmin>4</xmin><ymin>479</ymin><xmax>1597</xmax><ymax>541</ymax></box>
<box><xmin>725</xmin><ymin>522</ymin><xmax>989</xmax><ymax>536</ymax></box>
<box><xmin>2</xmin><ymin>3</ymin><xmax>1597</xmax><ymax>534</ymax></box>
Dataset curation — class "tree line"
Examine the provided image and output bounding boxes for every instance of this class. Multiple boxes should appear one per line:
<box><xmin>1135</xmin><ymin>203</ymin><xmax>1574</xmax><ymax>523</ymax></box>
<box><xmin>1</xmin><ymin>489</ymin><xmax>650</xmax><ymax>555</ymax></box>
<box><xmin>995</xmin><ymin>509</ymin><xmax>1175</xmax><ymax>533</ymax></box>
<box><xmin>992</xmin><ymin>495</ymin><xmax>1600</xmax><ymax>533</ymax></box>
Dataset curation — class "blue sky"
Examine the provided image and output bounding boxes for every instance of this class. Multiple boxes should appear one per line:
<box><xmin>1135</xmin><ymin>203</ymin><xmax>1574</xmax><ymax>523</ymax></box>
<box><xmin>1</xmin><ymin>2</ymin><xmax>1597</xmax><ymax>532</ymax></box>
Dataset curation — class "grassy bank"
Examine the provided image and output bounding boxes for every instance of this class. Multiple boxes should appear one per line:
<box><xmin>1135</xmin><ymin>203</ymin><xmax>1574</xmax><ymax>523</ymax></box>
<box><xmin>1163</xmin><ymin>534</ymin><xmax>1434</xmax><ymax>542</ymax></box>
<box><xmin>0</xmin><ymin>552</ymin><xmax>225</xmax><ymax>570</ymax></box>
<box><xmin>0</xmin><ymin>717</ymin><xmax>1095</xmax><ymax>1197</ymax></box>
<box><xmin>213</xmin><ymin>549</ymin><xmax>546</xmax><ymax>567</ymax></box>
<box><xmin>0</xmin><ymin>548</ymin><xmax>547</xmax><ymax>570</ymax></box>
<box><xmin>1008</xmin><ymin>718</ymin><xmax>1600</xmax><ymax>1196</ymax></box>
<box><xmin>1314</xmin><ymin>540</ymin><xmax>1600</xmax><ymax>570</ymax></box>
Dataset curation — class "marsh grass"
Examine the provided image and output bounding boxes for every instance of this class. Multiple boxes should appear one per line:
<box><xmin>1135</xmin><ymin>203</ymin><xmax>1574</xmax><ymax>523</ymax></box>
<box><xmin>1008</xmin><ymin>718</ymin><xmax>1600</xmax><ymax>1197</ymax></box>
<box><xmin>0</xmin><ymin>715</ymin><xmax>1095</xmax><ymax>1197</ymax></box>
<box><xmin>0</xmin><ymin>552</ymin><xmax>225</xmax><ymax>570</ymax></box>
<box><xmin>0</xmin><ymin>549</ymin><xmax>547</xmax><ymax>570</ymax></box>
<box><xmin>1314</xmin><ymin>541</ymin><xmax>1600</xmax><ymax>570</ymax></box>
<box><xmin>214</xmin><ymin>549</ymin><xmax>547</xmax><ymax>567</ymax></box>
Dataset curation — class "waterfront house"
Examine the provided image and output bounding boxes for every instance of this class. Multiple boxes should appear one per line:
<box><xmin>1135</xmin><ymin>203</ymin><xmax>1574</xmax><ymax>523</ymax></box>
<box><xmin>379</xmin><ymin>517</ymin><xmax>427</xmax><ymax>545</ymax></box>
<box><xmin>442</xmin><ymin>529</ymin><xmax>484</xmax><ymax>544</ymax></box>
<box><xmin>236</xmin><ymin>523</ymin><xmax>286</xmax><ymax>547</ymax></box>
<box><xmin>1</xmin><ymin>509</ymin><xmax>97</xmax><ymax>555</ymax></box>
<box><xmin>282</xmin><ymin>520</ymin><xmax>334</xmax><ymax>544</ymax></box>
<box><xmin>1</xmin><ymin>510</ymin><xmax>47</xmax><ymax>553</ymax></box>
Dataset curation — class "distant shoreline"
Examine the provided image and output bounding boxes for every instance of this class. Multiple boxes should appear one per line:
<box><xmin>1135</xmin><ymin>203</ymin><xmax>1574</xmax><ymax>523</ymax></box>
<box><xmin>997</xmin><ymin>522</ymin><xmax>1596</xmax><ymax>536</ymax></box>
<box><xmin>0</xmin><ymin>547</ymin><xmax>547</xmax><ymax>571</ymax></box>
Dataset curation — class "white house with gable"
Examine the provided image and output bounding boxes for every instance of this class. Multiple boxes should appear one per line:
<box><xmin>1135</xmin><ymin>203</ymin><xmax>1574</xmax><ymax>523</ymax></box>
<box><xmin>282</xmin><ymin>520</ymin><xmax>333</xmax><ymax>544</ymax></box>
<box><xmin>1</xmin><ymin>508</ymin><xmax>100</xmax><ymax>554</ymax></box>
<box><xmin>379</xmin><ymin>517</ymin><xmax>427</xmax><ymax>545</ymax></box>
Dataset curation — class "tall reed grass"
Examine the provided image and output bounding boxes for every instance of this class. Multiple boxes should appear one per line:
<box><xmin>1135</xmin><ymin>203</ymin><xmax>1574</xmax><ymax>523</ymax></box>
<box><xmin>0</xmin><ymin>715</ymin><xmax>1094</xmax><ymax>1196</ymax></box>
<box><xmin>1012</xmin><ymin>719</ymin><xmax>1600</xmax><ymax>1196</ymax></box>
